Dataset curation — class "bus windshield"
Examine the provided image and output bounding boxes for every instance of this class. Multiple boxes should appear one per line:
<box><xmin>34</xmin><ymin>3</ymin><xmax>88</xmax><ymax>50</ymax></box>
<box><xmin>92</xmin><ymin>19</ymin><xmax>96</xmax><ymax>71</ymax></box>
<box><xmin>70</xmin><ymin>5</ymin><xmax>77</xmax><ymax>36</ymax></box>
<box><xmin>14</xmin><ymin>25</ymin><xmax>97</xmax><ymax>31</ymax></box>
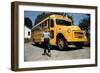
<box><xmin>56</xmin><ymin>19</ymin><xmax>71</xmax><ymax>26</ymax></box>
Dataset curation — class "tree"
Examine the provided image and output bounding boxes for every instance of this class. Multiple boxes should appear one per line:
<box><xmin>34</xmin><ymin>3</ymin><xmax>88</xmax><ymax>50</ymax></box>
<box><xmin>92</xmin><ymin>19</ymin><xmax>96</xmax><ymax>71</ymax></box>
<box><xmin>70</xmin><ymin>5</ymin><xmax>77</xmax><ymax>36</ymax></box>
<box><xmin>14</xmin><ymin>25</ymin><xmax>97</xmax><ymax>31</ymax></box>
<box><xmin>66</xmin><ymin>14</ymin><xmax>74</xmax><ymax>25</ymax></box>
<box><xmin>34</xmin><ymin>12</ymin><xmax>50</xmax><ymax>25</ymax></box>
<box><xmin>79</xmin><ymin>15</ymin><xmax>90</xmax><ymax>32</ymax></box>
<box><xmin>34</xmin><ymin>12</ymin><xmax>66</xmax><ymax>25</ymax></box>
<box><xmin>24</xmin><ymin>17</ymin><xmax>32</xmax><ymax>29</ymax></box>
<box><xmin>79</xmin><ymin>14</ymin><xmax>90</xmax><ymax>46</ymax></box>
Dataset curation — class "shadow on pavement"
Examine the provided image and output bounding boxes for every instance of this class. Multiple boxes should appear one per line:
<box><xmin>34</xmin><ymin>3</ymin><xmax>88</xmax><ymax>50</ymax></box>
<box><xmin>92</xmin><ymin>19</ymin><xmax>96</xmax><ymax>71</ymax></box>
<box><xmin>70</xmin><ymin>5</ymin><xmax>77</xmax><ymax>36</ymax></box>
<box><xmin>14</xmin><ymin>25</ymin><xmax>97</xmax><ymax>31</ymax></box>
<box><xmin>32</xmin><ymin>43</ymin><xmax>84</xmax><ymax>52</ymax></box>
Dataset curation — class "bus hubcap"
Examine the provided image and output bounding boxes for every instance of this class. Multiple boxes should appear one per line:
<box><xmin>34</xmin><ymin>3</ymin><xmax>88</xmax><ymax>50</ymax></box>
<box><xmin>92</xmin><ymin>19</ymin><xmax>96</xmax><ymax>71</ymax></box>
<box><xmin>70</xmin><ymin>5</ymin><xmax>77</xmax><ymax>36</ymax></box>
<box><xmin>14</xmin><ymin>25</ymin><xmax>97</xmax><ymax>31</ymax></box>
<box><xmin>58</xmin><ymin>39</ymin><xmax>64</xmax><ymax>49</ymax></box>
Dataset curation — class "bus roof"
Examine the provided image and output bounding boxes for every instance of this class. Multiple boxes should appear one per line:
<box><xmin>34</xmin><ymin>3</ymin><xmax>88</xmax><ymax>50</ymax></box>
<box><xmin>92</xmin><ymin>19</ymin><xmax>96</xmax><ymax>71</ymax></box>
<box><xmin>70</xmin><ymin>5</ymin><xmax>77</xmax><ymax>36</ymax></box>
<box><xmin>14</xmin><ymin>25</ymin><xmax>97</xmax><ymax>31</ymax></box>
<box><xmin>32</xmin><ymin>14</ymin><xmax>72</xmax><ymax>30</ymax></box>
<box><xmin>50</xmin><ymin>15</ymin><xmax>72</xmax><ymax>22</ymax></box>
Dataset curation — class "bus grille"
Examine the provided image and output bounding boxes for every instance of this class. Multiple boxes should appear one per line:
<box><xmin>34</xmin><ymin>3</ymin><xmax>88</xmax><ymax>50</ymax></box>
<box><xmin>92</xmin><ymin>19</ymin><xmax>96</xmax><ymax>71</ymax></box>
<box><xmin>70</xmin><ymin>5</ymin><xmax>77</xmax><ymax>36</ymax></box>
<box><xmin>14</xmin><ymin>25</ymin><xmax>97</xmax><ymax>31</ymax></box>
<box><xmin>74</xmin><ymin>32</ymin><xmax>84</xmax><ymax>38</ymax></box>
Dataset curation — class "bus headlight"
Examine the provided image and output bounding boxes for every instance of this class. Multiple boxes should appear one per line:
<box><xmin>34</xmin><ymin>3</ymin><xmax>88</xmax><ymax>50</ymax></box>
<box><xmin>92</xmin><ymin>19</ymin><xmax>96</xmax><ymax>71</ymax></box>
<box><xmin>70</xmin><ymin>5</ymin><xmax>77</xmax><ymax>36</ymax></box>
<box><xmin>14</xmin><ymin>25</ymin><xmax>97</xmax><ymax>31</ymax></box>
<box><xmin>67</xmin><ymin>28</ymin><xmax>71</xmax><ymax>33</ymax></box>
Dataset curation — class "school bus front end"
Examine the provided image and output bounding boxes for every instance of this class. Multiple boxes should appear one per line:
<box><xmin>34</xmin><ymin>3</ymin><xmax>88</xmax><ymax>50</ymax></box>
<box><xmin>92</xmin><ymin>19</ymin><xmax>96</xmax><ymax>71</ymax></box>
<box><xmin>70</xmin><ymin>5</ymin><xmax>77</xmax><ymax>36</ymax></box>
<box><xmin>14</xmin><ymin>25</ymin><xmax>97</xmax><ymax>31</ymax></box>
<box><xmin>64</xmin><ymin>26</ymin><xmax>87</xmax><ymax>42</ymax></box>
<box><xmin>52</xmin><ymin>15</ymin><xmax>87</xmax><ymax>50</ymax></box>
<box><xmin>56</xmin><ymin>25</ymin><xmax>87</xmax><ymax>50</ymax></box>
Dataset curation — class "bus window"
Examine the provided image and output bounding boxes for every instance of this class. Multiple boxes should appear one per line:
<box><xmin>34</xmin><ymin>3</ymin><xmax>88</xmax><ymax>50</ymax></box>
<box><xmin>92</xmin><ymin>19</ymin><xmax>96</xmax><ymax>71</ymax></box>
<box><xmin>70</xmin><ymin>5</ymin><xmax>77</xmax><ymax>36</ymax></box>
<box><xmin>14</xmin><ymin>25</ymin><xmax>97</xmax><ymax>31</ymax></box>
<box><xmin>40</xmin><ymin>24</ymin><xmax>41</xmax><ymax>27</ymax></box>
<box><xmin>56</xmin><ymin>19</ymin><xmax>71</xmax><ymax>26</ymax></box>
<box><xmin>41</xmin><ymin>23</ymin><xmax>44</xmax><ymax>29</ymax></box>
<box><xmin>39</xmin><ymin>24</ymin><xmax>42</xmax><ymax>30</ymax></box>
<box><xmin>47</xmin><ymin>19</ymin><xmax>50</xmax><ymax>28</ymax></box>
<box><xmin>50</xmin><ymin>19</ymin><xmax>54</xmax><ymax>27</ymax></box>
<box><xmin>50</xmin><ymin>30</ymin><xmax>54</xmax><ymax>38</ymax></box>
<box><xmin>44</xmin><ymin>21</ymin><xmax>47</xmax><ymax>26</ymax></box>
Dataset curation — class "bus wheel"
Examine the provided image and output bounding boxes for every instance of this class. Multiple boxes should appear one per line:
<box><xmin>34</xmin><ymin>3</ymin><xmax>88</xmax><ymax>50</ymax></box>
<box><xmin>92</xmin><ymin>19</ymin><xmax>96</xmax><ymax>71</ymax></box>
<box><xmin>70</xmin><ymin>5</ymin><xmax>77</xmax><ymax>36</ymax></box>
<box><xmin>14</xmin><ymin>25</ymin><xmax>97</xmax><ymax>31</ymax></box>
<box><xmin>74</xmin><ymin>42</ymin><xmax>83</xmax><ymax>49</ymax></box>
<box><xmin>34</xmin><ymin>42</ymin><xmax>39</xmax><ymax>46</ymax></box>
<box><xmin>57</xmin><ymin>37</ymin><xmax>68</xmax><ymax>50</ymax></box>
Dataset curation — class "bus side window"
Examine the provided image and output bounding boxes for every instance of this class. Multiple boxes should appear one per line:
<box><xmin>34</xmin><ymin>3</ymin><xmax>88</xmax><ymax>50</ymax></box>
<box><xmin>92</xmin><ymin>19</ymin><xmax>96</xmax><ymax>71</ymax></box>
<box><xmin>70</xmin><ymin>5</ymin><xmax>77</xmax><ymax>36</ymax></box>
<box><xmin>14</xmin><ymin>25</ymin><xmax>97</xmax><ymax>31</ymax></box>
<box><xmin>39</xmin><ymin>24</ymin><xmax>42</xmax><ymax>30</ymax></box>
<box><xmin>44</xmin><ymin>21</ymin><xmax>47</xmax><ymax>26</ymax></box>
<box><xmin>41</xmin><ymin>23</ymin><xmax>43</xmax><ymax>29</ymax></box>
<box><xmin>48</xmin><ymin>19</ymin><xmax>50</xmax><ymax>28</ymax></box>
<box><xmin>50</xmin><ymin>19</ymin><xmax>54</xmax><ymax>27</ymax></box>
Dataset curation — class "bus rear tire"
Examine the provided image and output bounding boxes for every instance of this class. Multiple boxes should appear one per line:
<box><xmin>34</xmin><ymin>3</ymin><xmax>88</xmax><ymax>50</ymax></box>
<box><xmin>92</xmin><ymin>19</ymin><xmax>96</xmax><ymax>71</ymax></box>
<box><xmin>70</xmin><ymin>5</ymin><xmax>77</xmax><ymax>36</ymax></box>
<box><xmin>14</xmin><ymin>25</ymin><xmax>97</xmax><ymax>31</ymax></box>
<box><xmin>34</xmin><ymin>42</ymin><xmax>39</xmax><ymax>46</ymax></box>
<box><xmin>57</xmin><ymin>37</ymin><xmax>68</xmax><ymax>50</ymax></box>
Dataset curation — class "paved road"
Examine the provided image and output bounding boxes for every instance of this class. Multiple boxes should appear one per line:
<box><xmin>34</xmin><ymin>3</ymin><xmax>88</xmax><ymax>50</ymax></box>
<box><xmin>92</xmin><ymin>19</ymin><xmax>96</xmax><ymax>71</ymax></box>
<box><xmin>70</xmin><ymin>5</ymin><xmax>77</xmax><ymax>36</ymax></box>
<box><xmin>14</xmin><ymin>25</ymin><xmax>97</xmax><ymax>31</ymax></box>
<box><xmin>24</xmin><ymin>42</ymin><xmax>90</xmax><ymax>61</ymax></box>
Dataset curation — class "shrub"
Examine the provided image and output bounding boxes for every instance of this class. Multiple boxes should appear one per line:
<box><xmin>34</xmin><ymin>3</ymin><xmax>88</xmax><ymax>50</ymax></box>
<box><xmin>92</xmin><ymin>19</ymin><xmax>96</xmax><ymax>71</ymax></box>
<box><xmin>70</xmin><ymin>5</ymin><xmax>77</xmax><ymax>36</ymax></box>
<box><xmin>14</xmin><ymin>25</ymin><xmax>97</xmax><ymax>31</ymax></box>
<box><xmin>24</xmin><ymin>38</ymin><xmax>31</xmax><ymax>43</ymax></box>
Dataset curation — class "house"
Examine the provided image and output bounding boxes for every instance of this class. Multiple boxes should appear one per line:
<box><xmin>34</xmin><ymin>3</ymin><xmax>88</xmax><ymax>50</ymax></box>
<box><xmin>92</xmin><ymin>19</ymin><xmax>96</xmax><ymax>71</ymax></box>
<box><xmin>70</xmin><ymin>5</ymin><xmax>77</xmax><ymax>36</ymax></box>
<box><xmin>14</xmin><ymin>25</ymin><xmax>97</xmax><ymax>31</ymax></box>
<box><xmin>24</xmin><ymin>25</ymin><xmax>31</xmax><ymax>38</ymax></box>
<box><xmin>24</xmin><ymin>17</ymin><xmax>32</xmax><ymax>39</ymax></box>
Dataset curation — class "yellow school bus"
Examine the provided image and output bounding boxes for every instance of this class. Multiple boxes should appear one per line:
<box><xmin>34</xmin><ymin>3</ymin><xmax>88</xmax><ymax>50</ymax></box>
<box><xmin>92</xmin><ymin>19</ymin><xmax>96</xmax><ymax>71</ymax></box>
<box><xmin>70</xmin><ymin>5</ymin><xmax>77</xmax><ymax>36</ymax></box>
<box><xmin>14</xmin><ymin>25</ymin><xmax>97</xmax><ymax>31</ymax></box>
<box><xmin>32</xmin><ymin>15</ymin><xmax>87</xmax><ymax>50</ymax></box>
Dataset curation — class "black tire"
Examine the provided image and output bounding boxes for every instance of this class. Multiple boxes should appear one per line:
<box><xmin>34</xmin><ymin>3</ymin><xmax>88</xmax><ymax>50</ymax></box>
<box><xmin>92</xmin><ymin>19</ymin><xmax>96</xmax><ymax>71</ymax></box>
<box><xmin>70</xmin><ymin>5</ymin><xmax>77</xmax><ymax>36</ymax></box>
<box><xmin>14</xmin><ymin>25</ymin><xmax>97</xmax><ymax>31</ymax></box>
<box><xmin>33</xmin><ymin>38</ymin><xmax>35</xmax><ymax>42</ymax></box>
<box><xmin>57</xmin><ymin>37</ymin><xmax>68</xmax><ymax>50</ymax></box>
<box><xmin>34</xmin><ymin>42</ymin><xmax>39</xmax><ymax>46</ymax></box>
<box><xmin>74</xmin><ymin>42</ymin><xmax>83</xmax><ymax>48</ymax></box>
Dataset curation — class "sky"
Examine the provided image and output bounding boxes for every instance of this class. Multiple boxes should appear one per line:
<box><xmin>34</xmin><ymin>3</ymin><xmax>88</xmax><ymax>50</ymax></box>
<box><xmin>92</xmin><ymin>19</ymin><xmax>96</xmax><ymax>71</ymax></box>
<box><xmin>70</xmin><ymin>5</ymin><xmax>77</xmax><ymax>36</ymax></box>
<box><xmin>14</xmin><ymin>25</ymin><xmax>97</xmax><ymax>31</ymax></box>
<box><xmin>24</xmin><ymin>11</ymin><xmax>90</xmax><ymax>26</ymax></box>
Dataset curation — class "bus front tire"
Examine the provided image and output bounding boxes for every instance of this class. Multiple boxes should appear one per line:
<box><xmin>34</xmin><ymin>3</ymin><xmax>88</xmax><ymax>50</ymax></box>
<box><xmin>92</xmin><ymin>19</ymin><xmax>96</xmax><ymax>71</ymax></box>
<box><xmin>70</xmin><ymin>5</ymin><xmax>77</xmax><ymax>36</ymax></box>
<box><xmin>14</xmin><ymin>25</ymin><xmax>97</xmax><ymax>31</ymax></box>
<box><xmin>57</xmin><ymin>37</ymin><xmax>68</xmax><ymax>50</ymax></box>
